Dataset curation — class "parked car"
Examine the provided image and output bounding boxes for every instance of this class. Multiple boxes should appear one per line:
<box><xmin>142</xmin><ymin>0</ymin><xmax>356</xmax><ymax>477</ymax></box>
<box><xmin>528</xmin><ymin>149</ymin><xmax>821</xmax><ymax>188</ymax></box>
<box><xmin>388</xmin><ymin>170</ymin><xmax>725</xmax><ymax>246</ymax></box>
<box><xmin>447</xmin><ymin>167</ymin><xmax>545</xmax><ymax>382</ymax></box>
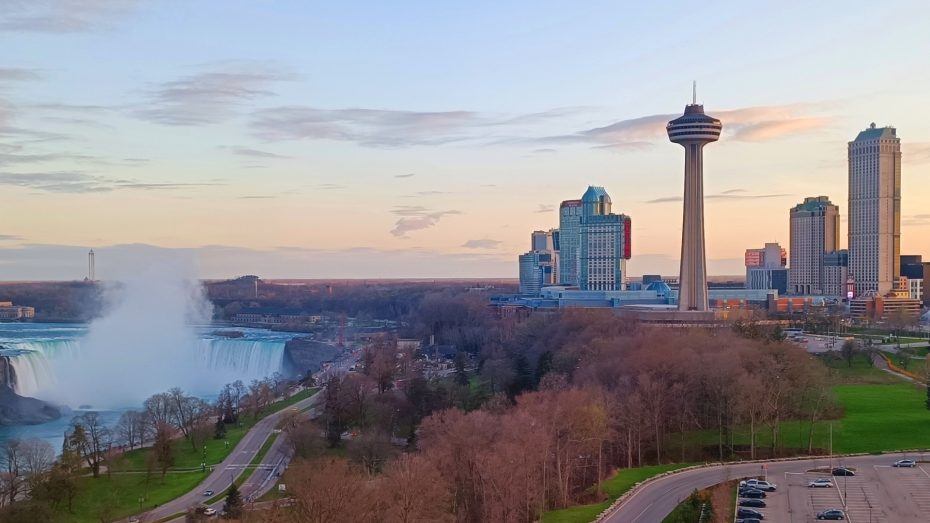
<box><xmin>203</xmin><ymin>489</ymin><xmax>215</xmax><ymax>496</ymax></box>
<box><xmin>203</xmin><ymin>508</ymin><xmax>217</xmax><ymax>516</ymax></box>
<box><xmin>739</xmin><ymin>488</ymin><xmax>767</xmax><ymax>499</ymax></box>
<box><xmin>893</xmin><ymin>459</ymin><xmax>917</xmax><ymax>468</ymax></box>
<box><xmin>737</xmin><ymin>507</ymin><xmax>764</xmax><ymax>519</ymax></box>
<box><xmin>741</xmin><ymin>479</ymin><xmax>776</xmax><ymax>491</ymax></box>
<box><xmin>808</xmin><ymin>478</ymin><xmax>833</xmax><ymax>488</ymax></box>
<box><xmin>739</xmin><ymin>498</ymin><xmax>766</xmax><ymax>508</ymax></box>
<box><xmin>831</xmin><ymin>467</ymin><xmax>855</xmax><ymax>476</ymax></box>
<box><xmin>736</xmin><ymin>519</ymin><xmax>762</xmax><ymax>523</ymax></box>
<box><xmin>816</xmin><ymin>508</ymin><xmax>846</xmax><ymax>520</ymax></box>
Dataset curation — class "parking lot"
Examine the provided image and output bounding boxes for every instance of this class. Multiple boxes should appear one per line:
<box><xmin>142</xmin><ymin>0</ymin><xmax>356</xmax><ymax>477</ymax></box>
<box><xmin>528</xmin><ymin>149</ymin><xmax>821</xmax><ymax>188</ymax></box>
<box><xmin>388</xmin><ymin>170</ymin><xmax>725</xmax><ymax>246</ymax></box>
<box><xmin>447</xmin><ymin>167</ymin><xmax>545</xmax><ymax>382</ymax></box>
<box><xmin>736</xmin><ymin>461</ymin><xmax>930</xmax><ymax>522</ymax></box>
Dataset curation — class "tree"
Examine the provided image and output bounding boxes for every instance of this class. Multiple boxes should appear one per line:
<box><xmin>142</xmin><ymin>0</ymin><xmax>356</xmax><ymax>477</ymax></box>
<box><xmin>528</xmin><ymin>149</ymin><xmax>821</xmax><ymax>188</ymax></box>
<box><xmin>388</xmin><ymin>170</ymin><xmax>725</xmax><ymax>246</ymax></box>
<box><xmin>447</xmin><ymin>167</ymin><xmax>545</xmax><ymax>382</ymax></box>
<box><xmin>69</xmin><ymin>412</ymin><xmax>110</xmax><ymax>478</ymax></box>
<box><xmin>223</xmin><ymin>483</ymin><xmax>244</xmax><ymax>519</ymax></box>
<box><xmin>535</xmin><ymin>350</ymin><xmax>553</xmax><ymax>386</ymax></box>
<box><xmin>18</xmin><ymin>438</ymin><xmax>54</xmax><ymax>495</ymax></box>
<box><xmin>347</xmin><ymin>431</ymin><xmax>393</xmax><ymax>477</ymax></box>
<box><xmin>116</xmin><ymin>410</ymin><xmax>144</xmax><ymax>450</ymax></box>
<box><xmin>840</xmin><ymin>339</ymin><xmax>857</xmax><ymax>368</ymax></box>
<box><xmin>0</xmin><ymin>439</ymin><xmax>22</xmax><ymax>507</ymax></box>
<box><xmin>454</xmin><ymin>351</ymin><xmax>469</xmax><ymax>387</ymax></box>
<box><xmin>151</xmin><ymin>422</ymin><xmax>174</xmax><ymax>479</ymax></box>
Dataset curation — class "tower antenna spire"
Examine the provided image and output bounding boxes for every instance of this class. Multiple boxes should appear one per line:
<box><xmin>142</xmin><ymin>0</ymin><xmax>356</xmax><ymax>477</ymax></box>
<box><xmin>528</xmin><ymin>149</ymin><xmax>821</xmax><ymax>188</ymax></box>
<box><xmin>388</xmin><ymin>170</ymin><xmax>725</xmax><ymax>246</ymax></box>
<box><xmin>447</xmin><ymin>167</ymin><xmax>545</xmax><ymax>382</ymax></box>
<box><xmin>692</xmin><ymin>80</ymin><xmax>697</xmax><ymax>105</ymax></box>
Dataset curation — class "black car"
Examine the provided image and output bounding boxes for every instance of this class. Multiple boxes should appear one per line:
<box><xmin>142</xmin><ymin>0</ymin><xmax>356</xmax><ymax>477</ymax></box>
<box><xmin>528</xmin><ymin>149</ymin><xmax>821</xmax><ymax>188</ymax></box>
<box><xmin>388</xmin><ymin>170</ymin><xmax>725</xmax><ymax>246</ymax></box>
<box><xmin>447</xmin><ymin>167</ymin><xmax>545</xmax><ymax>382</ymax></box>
<box><xmin>831</xmin><ymin>467</ymin><xmax>855</xmax><ymax>476</ymax></box>
<box><xmin>739</xmin><ymin>498</ymin><xmax>766</xmax><ymax>508</ymax></box>
<box><xmin>739</xmin><ymin>488</ymin><xmax>766</xmax><ymax>499</ymax></box>
<box><xmin>737</xmin><ymin>507</ymin><xmax>764</xmax><ymax>519</ymax></box>
<box><xmin>816</xmin><ymin>508</ymin><xmax>846</xmax><ymax>520</ymax></box>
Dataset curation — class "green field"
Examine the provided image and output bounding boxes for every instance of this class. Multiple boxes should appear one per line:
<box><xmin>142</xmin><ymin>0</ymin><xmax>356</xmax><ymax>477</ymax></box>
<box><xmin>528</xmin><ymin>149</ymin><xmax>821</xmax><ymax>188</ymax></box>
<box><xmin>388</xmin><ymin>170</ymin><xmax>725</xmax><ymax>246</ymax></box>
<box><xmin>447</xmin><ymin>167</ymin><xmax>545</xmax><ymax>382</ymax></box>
<box><xmin>55</xmin><ymin>388</ymin><xmax>318</xmax><ymax>523</ymax></box>
<box><xmin>541</xmin><ymin>463</ymin><xmax>693</xmax><ymax>523</ymax></box>
<box><xmin>541</xmin><ymin>360</ymin><xmax>930</xmax><ymax>523</ymax></box>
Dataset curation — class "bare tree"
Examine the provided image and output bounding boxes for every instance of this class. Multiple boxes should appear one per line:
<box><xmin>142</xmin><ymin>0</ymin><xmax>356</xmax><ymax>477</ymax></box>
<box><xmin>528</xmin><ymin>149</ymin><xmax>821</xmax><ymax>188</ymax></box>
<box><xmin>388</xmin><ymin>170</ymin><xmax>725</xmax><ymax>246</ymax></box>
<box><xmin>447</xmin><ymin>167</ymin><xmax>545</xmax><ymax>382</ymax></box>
<box><xmin>69</xmin><ymin>412</ymin><xmax>110</xmax><ymax>478</ymax></box>
<box><xmin>115</xmin><ymin>410</ymin><xmax>144</xmax><ymax>450</ymax></box>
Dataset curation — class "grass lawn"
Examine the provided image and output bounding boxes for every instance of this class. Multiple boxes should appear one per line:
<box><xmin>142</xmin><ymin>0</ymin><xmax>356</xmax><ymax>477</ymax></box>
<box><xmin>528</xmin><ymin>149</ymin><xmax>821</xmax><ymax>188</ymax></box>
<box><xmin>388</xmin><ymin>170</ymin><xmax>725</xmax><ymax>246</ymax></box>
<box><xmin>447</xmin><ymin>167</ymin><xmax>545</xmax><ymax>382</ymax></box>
<box><xmin>822</xmin><ymin>352</ymin><xmax>901</xmax><ymax>385</ymax></box>
<box><xmin>540</xmin><ymin>463</ymin><xmax>693</xmax><ymax>523</ymax></box>
<box><xmin>63</xmin><ymin>470</ymin><xmax>208</xmax><ymax>523</ymax></box>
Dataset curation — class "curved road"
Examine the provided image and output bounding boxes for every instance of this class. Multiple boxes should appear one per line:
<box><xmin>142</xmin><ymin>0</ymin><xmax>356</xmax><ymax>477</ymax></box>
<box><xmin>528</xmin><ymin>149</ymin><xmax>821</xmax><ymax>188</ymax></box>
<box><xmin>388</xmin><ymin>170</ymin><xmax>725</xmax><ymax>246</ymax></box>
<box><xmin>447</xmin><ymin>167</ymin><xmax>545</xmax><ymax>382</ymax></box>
<box><xmin>601</xmin><ymin>452</ymin><xmax>918</xmax><ymax>523</ymax></box>
<box><xmin>130</xmin><ymin>390</ymin><xmax>322</xmax><ymax>522</ymax></box>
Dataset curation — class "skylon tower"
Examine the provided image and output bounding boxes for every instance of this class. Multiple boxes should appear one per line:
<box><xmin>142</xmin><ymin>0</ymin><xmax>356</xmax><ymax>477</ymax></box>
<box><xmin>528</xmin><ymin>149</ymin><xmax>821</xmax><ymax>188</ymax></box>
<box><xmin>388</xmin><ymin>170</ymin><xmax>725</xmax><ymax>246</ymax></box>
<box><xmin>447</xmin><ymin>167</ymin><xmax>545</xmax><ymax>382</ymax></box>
<box><xmin>666</xmin><ymin>84</ymin><xmax>721</xmax><ymax>311</ymax></box>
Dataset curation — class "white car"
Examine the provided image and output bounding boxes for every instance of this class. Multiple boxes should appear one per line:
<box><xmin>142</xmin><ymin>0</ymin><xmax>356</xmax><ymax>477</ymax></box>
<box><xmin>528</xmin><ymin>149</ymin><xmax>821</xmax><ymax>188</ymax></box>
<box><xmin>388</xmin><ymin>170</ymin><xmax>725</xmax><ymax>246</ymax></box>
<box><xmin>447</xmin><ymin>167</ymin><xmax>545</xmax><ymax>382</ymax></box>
<box><xmin>808</xmin><ymin>478</ymin><xmax>833</xmax><ymax>488</ymax></box>
<box><xmin>203</xmin><ymin>507</ymin><xmax>217</xmax><ymax>516</ymax></box>
<box><xmin>740</xmin><ymin>479</ymin><xmax>777</xmax><ymax>491</ymax></box>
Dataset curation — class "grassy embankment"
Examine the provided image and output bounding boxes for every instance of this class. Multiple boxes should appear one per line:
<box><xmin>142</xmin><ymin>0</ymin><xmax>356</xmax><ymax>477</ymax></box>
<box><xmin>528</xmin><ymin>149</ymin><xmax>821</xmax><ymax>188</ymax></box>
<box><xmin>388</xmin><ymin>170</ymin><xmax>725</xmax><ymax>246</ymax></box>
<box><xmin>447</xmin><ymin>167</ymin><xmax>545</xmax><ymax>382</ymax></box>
<box><xmin>542</xmin><ymin>354</ymin><xmax>930</xmax><ymax>522</ymax></box>
<box><xmin>541</xmin><ymin>463</ymin><xmax>693</xmax><ymax>523</ymax></box>
<box><xmin>59</xmin><ymin>388</ymin><xmax>317</xmax><ymax>523</ymax></box>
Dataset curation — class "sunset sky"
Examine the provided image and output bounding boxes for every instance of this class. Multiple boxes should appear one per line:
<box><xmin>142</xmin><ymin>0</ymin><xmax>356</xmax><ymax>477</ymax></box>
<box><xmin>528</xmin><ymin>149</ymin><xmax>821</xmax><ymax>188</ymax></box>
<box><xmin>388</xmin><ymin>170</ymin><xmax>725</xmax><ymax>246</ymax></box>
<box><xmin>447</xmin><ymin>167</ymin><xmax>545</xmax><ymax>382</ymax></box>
<box><xmin>2</xmin><ymin>1</ymin><xmax>929</xmax><ymax>280</ymax></box>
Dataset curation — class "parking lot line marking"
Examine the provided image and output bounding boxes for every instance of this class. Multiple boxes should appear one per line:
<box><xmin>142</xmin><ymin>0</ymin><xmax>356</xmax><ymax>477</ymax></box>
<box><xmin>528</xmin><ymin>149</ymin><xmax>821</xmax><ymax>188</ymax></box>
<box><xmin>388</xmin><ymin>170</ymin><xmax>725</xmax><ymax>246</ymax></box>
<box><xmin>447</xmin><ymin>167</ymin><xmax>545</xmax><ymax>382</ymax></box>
<box><xmin>918</xmin><ymin>465</ymin><xmax>930</xmax><ymax>481</ymax></box>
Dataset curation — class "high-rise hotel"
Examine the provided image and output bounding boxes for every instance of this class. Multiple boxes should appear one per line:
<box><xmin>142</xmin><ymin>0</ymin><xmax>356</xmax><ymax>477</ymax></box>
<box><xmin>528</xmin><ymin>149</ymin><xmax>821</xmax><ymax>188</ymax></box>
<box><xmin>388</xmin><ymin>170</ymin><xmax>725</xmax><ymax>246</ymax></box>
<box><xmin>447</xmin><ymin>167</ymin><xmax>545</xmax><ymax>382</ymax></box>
<box><xmin>848</xmin><ymin>123</ymin><xmax>901</xmax><ymax>296</ymax></box>
<box><xmin>789</xmin><ymin>196</ymin><xmax>840</xmax><ymax>295</ymax></box>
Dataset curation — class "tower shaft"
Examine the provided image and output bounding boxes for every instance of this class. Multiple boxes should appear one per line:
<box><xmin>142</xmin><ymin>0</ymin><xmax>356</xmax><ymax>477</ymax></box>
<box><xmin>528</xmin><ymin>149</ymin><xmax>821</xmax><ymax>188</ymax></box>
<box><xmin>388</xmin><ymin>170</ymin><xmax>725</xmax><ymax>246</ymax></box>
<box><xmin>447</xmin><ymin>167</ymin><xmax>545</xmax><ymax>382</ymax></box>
<box><xmin>678</xmin><ymin>143</ymin><xmax>708</xmax><ymax>310</ymax></box>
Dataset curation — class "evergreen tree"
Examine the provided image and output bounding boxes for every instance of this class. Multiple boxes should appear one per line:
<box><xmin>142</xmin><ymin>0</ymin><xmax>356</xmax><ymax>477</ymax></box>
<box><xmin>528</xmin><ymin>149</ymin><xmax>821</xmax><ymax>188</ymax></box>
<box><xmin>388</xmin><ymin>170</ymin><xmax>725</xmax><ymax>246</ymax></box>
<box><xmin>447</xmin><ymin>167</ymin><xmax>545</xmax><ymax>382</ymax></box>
<box><xmin>508</xmin><ymin>353</ymin><xmax>533</xmax><ymax>398</ymax></box>
<box><xmin>535</xmin><ymin>350</ymin><xmax>553</xmax><ymax>387</ymax></box>
<box><xmin>454</xmin><ymin>351</ymin><xmax>469</xmax><ymax>386</ymax></box>
<box><xmin>214</xmin><ymin>418</ymin><xmax>226</xmax><ymax>440</ymax></box>
<box><xmin>223</xmin><ymin>483</ymin><xmax>244</xmax><ymax>519</ymax></box>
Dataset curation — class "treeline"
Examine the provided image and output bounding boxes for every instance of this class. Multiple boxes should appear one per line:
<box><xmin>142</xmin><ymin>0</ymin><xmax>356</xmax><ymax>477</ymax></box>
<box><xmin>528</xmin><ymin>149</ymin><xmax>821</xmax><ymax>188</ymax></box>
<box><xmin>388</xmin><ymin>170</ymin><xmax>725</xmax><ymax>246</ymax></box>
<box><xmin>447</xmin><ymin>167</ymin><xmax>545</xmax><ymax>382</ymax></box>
<box><xmin>0</xmin><ymin>281</ymin><xmax>104</xmax><ymax>321</ymax></box>
<box><xmin>251</xmin><ymin>308</ymin><xmax>836</xmax><ymax>523</ymax></box>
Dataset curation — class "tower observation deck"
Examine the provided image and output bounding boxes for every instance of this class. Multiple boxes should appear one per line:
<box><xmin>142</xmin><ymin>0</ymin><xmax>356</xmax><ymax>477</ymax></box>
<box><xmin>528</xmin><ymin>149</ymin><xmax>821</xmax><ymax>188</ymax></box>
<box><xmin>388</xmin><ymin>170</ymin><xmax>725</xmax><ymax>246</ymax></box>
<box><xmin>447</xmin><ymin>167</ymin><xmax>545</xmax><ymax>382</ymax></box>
<box><xmin>667</xmin><ymin>92</ymin><xmax>722</xmax><ymax>312</ymax></box>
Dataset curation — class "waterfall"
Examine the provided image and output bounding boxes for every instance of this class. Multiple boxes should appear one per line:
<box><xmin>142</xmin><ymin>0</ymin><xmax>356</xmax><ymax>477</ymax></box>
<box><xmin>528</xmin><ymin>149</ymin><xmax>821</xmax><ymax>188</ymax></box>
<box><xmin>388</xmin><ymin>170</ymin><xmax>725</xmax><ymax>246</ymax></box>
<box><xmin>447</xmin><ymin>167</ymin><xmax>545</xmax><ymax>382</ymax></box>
<box><xmin>1</xmin><ymin>337</ymin><xmax>285</xmax><ymax>401</ymax></box>
<box><xmin>198</xmin><ymin>339</ymin><xmax>286</xmax><ymax>382</ymax></box>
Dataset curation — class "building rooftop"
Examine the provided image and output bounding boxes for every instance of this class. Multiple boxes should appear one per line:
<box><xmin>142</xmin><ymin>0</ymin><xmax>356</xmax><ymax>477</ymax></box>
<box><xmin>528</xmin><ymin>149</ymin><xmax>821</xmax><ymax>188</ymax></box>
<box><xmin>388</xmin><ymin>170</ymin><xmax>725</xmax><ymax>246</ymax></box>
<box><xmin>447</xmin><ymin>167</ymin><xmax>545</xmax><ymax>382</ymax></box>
<box><xmin>853</xmin><ymin>123</ymin><xmax>897</xmax><ymax>142</ymax></box>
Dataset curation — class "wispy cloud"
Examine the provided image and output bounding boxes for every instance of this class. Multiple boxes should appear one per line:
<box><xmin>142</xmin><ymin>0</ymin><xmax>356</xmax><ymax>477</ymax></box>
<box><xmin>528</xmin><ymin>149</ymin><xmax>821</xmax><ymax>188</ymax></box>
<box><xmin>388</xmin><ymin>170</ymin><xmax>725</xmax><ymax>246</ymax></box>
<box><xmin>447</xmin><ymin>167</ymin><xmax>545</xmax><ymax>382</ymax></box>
<box><xmin>904</xmin><ymin>143</ymin><xmax>930</xmax><ymax>164</ymax></box>
<box><xmin>0</xmin><ymin>0</ymin><xmax>142</xmax><ymax>33</ymax></box>
<box><xmin>462</xmin><ymin>239</ymin><xmax>501</xmax><ymax>249</ymax></box>
<box><xmin>537</xmin><ymin>103</ymin><xmax>833</xmax><ymax>149</ymax></box>
<box><xmin>646</xmin><ymin>191</ymin><xmax>791</xmax><ymax>204</ymax></box>
<box><xmin>0</xmin><ymin>68</ymin><xmax>40</xmax><ymax>83</ymax></box>
<box><xmin>0</xmin><ymin>234</ymin><xmax>23</xmax><ymax>241</ymax></box>
<box><xmin>316</xmin><ymin>183</ymin><xmax>343</xmax><ymax>191</ymax></box>
<box><xmin>394</xmin><ymin>173</ymin><xmax>416</xmax><ymax>178</ymax></box>
<box><xmin>903</xmin><ymin>214</ymin><xmax>930</xmax><ymax>227</ymax></box>
<box><xmin>134</xmin><ymin>65</ymin><xmax>294</xmax><ymax>126</ymax></box>
<box><xmin>535</xmin><ymin>204</ymin><xmax>555</xmax><ymax>213</ymax></box>
<box><xmin>0</xmin><ymin>170</ymin><xmax>221</xmax><ymax>194</ymax></box>
<box><xmin>390</xmin><ymin>206</ymin><xmax>461</xmax><ymax>238</ymax></box>
<box><xmin>224</xmin><ymin>146</ymin><xmax>291</xmax><ymax>159</ymax></box>
<box><xmin>401</xmin><ymin>190</ymin><xmax>450</xmax><ymax>198</ymax></box>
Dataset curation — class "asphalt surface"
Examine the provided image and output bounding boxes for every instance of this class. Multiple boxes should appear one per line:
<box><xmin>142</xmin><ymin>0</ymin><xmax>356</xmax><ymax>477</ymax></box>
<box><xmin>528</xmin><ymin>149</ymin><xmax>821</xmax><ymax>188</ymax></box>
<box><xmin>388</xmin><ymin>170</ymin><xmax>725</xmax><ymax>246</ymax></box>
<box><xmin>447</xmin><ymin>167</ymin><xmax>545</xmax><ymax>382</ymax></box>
<box><xmin>128</xmin><ymin>390</ymin><xmax>322</xmax><ymax>522</ymax></box>
<box><xmin>601</xmin><ymin>452</ymin><xmax>923</xmax><ymax>523</ymax></box>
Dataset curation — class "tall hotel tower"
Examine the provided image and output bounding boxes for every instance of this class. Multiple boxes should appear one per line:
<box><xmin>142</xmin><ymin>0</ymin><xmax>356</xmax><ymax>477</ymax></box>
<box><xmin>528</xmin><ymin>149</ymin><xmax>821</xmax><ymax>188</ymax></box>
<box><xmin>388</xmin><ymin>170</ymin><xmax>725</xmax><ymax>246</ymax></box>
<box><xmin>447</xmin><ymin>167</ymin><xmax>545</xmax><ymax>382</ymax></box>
<box><xmin>848</xmin><ymin>123</ymin><xmax>901</xmax><ymax>296</ymax></box>
<box><xmin>667</xmin><ymin>89</ymin><xmax>722</xmax><ymax>311</ymax></box>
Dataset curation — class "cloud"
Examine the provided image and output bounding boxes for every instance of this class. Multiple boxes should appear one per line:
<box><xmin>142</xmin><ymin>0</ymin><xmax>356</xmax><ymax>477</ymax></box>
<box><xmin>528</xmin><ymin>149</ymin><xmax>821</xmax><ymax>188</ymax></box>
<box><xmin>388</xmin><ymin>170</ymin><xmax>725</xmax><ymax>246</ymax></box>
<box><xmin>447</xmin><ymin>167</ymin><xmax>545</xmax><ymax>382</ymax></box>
<box><xmin>537</xmin><ymin>103</ymin><xmax>833</xmax><ymax>149</ymax></box>
<box><xmin>904</xmin><ymin>143</ymin><xmax>930</xmax><ymax>164</ymax></box>
<box><xmin>225</xmin><ymin>146</ymin><xmax>291</xmax><ymax>159</ymax></box>
<box><xmin>0</xmin><ymin>0</ymin><xmax>142</xmax><ymax>33</ymax></box>
<box><xmin>903</xmin><ymin>214</ymin><xmax>930</xmax><ymax>227</ymax></box>
<box><xmin>134</xmin><ymin>65</ymin><xmax>293</xmax><ymax>126</ymax></box>
<box><xmin>535</xmin><ymin>204</ymin><xmax>555</xmax><ymax>213</ymax></box>
<box><xmin>532</xmin><ymin>148</ymin><xmax>557</xmax><ymax>154</ymax></box>
<box><xmin>0</xmin><ymin>68</ymin><xmax>40</xmax><ymax>83</ymax></box>
<box><xmin>238</xmin><ymin>195</ymin><xmax>276</xmax><ymax>200</ymax></box>
<box><xmin>0</xmin><ymin>170</ymin><xmax>221</xmax><ymax>193</ymax></box>
<box><xmin>390</xmin><ymin>206</ymin><xmax>461</xmax><ymax>238</ymax></box>
<box><xmin>394</xmin><ymin>173</ymin><xmax>416</xmax><ymax>178</ymax></box>
<box><xmin>646</xmin><ymin>191</ymin><xmax>791</xmax><ymax>204</ymax></box>
<box><xmin>250</xmin><ymin>106</ymin><xmax>483</xmax><ymax>146</ymax></box>
<box><xmin>316</xmin><ymin>183</ymin><xmax>343</xmax><ymax>190</ymax></box>
<box><xmin>0</xmin><ymin>234</ymin><xmax>23</xmax><ymax>241</ymax></box>
<box><xmin>0</xmin><ymin>151</ymin><xmax>100</xmax><ymax>166</ymax></box>
<box><xmin>401</xmin><ymin>190</ymin><xmax>450</xmax><ymax>198</ymax></box>
<box><xmin>462</xmin><ymin>239</ymin><xmax>501</xmax><ymax>249</ymax></box>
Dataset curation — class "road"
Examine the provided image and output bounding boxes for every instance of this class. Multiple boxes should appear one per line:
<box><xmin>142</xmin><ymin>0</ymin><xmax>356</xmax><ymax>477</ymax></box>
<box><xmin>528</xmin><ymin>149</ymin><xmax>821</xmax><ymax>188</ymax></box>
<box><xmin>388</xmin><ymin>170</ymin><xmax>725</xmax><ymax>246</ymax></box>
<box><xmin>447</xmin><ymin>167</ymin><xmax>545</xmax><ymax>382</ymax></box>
<box><xmin>600</xmin><ymin>452</ymin><xmax>920</xmax><ymax>523</ymax></box>
<box><xmin>130</xmin><ymin>390</ymin><xmax>322</xmax><ymax>522</ymax></box>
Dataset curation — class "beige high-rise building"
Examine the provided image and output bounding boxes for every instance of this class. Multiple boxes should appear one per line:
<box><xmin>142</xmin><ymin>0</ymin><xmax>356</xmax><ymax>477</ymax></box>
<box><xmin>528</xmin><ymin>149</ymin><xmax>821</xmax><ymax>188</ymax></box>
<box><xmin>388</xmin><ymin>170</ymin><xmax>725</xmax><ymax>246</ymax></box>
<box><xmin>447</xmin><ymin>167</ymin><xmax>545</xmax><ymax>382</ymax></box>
<box><xmin>848</xmin><ymin>123</ymin><xmax>901</xmax><ymax>296</ymax></box>
<box><xmin>789</xmin><ymin>196</ymin><xmax>840</xmax><ymax>295</ymax></box>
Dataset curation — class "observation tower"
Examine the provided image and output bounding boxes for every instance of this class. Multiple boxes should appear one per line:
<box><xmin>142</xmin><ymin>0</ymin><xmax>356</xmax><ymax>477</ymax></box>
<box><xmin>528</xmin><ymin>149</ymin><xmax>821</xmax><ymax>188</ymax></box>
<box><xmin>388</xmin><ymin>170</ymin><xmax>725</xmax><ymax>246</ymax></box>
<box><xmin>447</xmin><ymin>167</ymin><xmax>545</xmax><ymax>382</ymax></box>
<box><xmin>667</xmin><ymin>84</ymin><xmax>722</xmax><ymax>311</ymax></box>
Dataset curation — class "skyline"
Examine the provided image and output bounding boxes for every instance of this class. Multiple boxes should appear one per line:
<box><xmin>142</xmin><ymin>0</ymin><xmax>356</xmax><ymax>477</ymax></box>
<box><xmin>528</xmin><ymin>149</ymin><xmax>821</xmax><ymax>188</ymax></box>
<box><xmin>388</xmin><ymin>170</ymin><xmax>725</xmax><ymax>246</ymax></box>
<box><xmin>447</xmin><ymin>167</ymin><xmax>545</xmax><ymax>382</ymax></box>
<box><xmin>3</xmin><ymin>1</ymin><xmax>930</xmax><ymax>280</ymax></box>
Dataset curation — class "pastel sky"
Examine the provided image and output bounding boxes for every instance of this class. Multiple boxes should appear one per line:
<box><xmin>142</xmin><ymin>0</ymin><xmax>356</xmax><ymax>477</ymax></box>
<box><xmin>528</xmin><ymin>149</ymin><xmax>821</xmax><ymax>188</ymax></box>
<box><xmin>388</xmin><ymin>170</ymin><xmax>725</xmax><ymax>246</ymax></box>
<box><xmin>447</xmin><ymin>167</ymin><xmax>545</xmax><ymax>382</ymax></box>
<box><xmin>2</xmin><ymin>0</ymin><xmax>929</xmax><ymax>280</ymax></box>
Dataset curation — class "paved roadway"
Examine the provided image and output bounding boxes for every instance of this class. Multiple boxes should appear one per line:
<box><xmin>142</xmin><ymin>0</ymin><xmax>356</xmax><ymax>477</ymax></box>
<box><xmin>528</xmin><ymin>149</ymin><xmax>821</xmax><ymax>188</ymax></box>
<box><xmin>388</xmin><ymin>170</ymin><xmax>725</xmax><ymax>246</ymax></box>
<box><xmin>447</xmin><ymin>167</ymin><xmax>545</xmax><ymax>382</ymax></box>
<box><xmin>129</xmin><ymin>390</ymin><xmax>323</xmax><ymax>522</ymax></box>
<box><xmin>601</xmin><ymin>452</ymin><xmax>920</xmax><ymax>523</ymax></box>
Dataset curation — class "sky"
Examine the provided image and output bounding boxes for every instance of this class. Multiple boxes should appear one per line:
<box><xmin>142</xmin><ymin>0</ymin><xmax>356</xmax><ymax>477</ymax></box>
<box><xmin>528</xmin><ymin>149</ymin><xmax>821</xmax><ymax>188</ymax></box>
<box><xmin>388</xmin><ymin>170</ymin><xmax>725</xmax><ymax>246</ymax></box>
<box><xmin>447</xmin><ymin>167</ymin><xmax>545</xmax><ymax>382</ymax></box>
<box><xmin>1</xmin><ymin>0</ymin><xmax>929</xmax><ymax>280</ymax></box>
